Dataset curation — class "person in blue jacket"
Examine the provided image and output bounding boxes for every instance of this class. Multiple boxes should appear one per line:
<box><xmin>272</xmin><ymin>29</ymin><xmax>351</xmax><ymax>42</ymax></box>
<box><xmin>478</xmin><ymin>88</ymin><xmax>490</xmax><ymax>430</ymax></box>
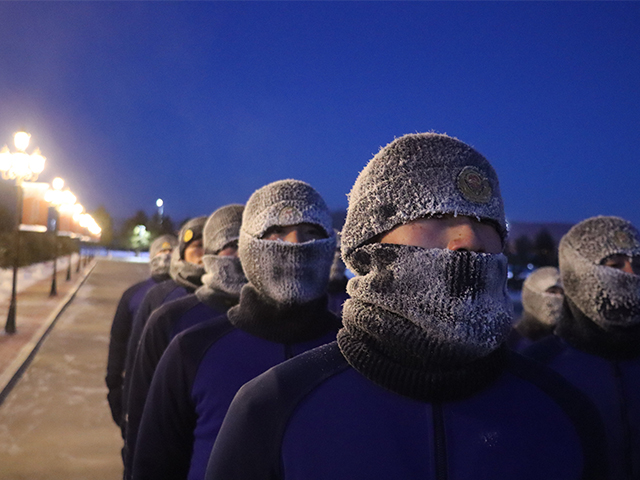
<box><xmin>206</xmin><ymin>133</ymin><xmax>607</xmax><ymax>480</ymax></box>
<box><xmin>123</xmin><ymin>204</ymin><xmax>246</xmax><ymax>478</ymax></box>
<box><xmin>105</xmin><ymin>233</ymin><xmax>177</xmax><ymax>433</ymax></box>
<box><xmin>524</xmin><ymin>215</ymin><xmax>640</xmax><ymax>479</ymax></box>
<box><xmin>121</xmin><ymin>216</ymin><xmax>207</xmax><ymax>473</ymax></box>
<box><xmin>132</xmin><ymin>179</ymin><xmax>342</xmax><ymax>480</ymax></box>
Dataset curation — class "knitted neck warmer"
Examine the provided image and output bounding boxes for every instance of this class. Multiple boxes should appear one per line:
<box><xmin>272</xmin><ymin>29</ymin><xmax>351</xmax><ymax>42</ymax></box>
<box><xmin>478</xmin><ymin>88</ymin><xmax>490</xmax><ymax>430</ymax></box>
<box><xmin>227</xmin><ymin>284</ymin><xmax>340</xmax><ymax>344</ymax></box>
<box><xmin>555</xmin><ymin>298</ymin><xmax>640</xmax><ymax>360</ymax></box>
<box><xmin>149</xmin><ymin>252</ymin><xmax>172</xmax><ymax>278</ymax></box>
<box><xmin>173</xmin><ymin>259</ymin><xmax>205</xmax><ymax>291</ymax></box>
<box><xmin>195</xmin><ymin>284</ymin><xmax>239</xmax><ymax>312</ymax></box>
<box><xmin>337</xmin><ymin>244</ymin><xmax>512</xmax><ymax>401</ymax></box>
<box><xmin>199</xmin><ymin>254</ymin><xmax>247</xmax><ymax>296</ymax></box>
<box><xmin>239</xmin><ymin>232</ymin><xmax>335</xmax><ymax>305</ymax></box>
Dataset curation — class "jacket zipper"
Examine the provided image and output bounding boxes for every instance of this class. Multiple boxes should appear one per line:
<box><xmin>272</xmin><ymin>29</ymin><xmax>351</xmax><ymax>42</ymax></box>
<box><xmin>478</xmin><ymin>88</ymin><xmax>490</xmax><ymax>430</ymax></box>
<box><xmin>433</xmin><ymin>402</ymin><xmax>448</xmax><ymax>480</ymax></box>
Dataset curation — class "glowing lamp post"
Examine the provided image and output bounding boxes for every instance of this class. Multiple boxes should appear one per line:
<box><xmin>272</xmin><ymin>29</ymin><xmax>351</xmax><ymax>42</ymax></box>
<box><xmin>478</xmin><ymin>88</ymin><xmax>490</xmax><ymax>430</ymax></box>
<box><xmin>45</xmin><ymin>180</ymin><xmax>77</xmax><ymax>295</ymax></box>
<box><xmin>156</xmin><ymin>198</ymin><xmax>164</xmax><ymax>225</ymax></box>
<box><xmin>0</xmin><ymin>132</ymin><xmax>46</xmax><ymax>334</ymax></box>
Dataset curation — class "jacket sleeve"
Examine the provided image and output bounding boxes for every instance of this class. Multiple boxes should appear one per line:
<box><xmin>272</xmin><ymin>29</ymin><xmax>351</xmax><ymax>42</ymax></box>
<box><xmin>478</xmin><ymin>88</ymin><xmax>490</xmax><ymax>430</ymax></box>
<box><xmin>105</xmin><ymin>284</ymin><xmax>138</xmax><ymax>427</ymax></box>
<box><xmin>131</xmin><ymin>336</ymin><xmax>197</xmax><ymax>480</ymax></box>
<box><xmin>123</xmin><ymin>307</ymin><xmax>175</xmax><ymax>478</ymax></box>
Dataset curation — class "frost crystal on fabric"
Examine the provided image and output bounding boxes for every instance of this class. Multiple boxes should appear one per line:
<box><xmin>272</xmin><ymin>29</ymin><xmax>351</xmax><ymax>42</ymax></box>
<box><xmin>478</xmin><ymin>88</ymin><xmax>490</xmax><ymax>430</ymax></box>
<box><xmin>241</xmin><ymin>179</ymin><xmax>333</xmax><ymax>238</ymax></box>
<box><xmin>196</xmin><ymin>204</ymin><xmax>247</xmax><ymax>299</ymax></box>
<box><xmin>521</xmin><ymin>267</ymin><xmax>564</xmax><ymax>327</ymax></box>
<box><xmin>341</xmin><ymin>133</ymin><xmax>507</xmax><ymax>265</ymax></box>
<box><xmin>149</xmin><ymin>252</ymin><xmax>172</xmax><ymax>277</ymax></box>
<box><xmin>342</xmin><ymin>244</ymin><xmax>513</xmax><ymax>361</ymax></box>
<box><xmin>238</xmin><ymin>179</ymin><xmax>336</xmax><ymax>305</ymax></box>
<box><xmin>559</xmin><ymin>216</ymin><xmax>640</xmax><ymax>330</ymax></box>
<box><xmin>149</xmin><ymin>234</ymin><xmax>178</xmax><ymax>277</ymax></box>
<box><xmin>198</xmin><ymin>255</ymin><xmax>246</xmax><ymax>297</ymax></box>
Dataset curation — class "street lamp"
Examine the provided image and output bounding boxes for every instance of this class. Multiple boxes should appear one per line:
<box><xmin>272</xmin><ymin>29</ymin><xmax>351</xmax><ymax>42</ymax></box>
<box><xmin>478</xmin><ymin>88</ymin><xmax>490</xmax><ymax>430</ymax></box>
<box><xmin>69</xmin><ymin>203</ymin><xmax>84</xmax><ymax>280</ymax></box>
<box><xmin>156</xmin><ymin>198</ymin><xmax>164</xmax><ymax>225</ymax></box>
<box><xmin>44</xmin><ymin>178</ymin><xmax>66</xmax><ymax>296</ymax></box>
<box><xmin>0</xmin><ymin>131</ymin><xmax>46</xmax><ymax>334</ymax></box>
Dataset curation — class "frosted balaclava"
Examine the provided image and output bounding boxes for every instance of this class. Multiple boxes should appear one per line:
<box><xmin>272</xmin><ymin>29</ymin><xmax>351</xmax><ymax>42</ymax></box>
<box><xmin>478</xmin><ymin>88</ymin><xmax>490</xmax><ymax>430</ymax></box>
<box><xmin>148</xmin><ymin>234</ymin><xmax>178</xmax><ymax>278</ymax></box>
<box><xmin>172</xmin><ymin>216</ymin><xmax>207</xmax><ymax>290</ymax></box>
<box><xmin>196</xmin><ymin>204</ymin><xmax>247</xmax><ymax>302</ymax></box>
<box><xmin>238</xmin><ymin>179</ymin><xmax>336</xmax><ymax>305</ymax></box>
<box><xmin>521</xmin><ymin>267</ymin><xmax>564</xmax><ymax>327</ymax></box>
<box><xmin>559</xmin><ymin>216</ymin><xmax>640</xmax><ymax>330</ymax></box>
<box><xmin>338</xmin><ymin>133</ymin><xmax>513</xmax><ymax>401</ymax></box>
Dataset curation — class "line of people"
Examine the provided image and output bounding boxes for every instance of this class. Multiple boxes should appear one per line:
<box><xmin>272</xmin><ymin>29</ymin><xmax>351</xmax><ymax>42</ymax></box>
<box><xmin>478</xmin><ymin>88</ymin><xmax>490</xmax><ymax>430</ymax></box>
<box><xmin>106</xmin><ymin>132</ymin><xmax>639</xmax><ymax>479</ymax></box>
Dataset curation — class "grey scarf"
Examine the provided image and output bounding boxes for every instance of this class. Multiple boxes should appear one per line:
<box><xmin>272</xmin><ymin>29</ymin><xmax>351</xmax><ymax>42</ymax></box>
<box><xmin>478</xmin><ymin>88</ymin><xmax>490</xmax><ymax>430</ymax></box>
<box><xmin>195</xmin><ymin>254</ymin><xmax>247</xmax><ymax>303</ymax></box>
<box><xmin>239</xmin><ymin>232</ymin><xmax>335</xmax><ymax>305</ymax></box>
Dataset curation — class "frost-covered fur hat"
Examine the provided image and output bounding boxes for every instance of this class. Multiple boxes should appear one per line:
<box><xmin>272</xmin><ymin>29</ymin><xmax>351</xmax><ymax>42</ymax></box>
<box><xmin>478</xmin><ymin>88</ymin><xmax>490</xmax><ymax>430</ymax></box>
<box><xmin>198</xmin><ymin>204</ymin><xmax>247</xmax><ymax>297</ymax></box>
<box><xmin>241</xmin><ymin>179</ymin><xmax>333</xmax><ymax>238</ymax></box>
<box><xmin>203</xmin><ymin>205</ymin><xmax>244</xmax><ymax>254</ymax></box>
<box><xmin>150</xmin><ymin>234</ymin><xmax>178</xmax><ymax>259</ymax></box>
<box><xmin>521</xmin><ymin>267</ymin><xmax>564</xmax><ymax>326</ymax></box>
<box><xmin>342</xmin><ymin>132</ymin><xmax>506</xmax><ymax>270</ymax></box>
<box><xmin>178</xmin><ymin>216</ymin><xmax>207</xmax><ymax>259</ymax></box>
<box><xmin>559</xmin><ymin>216</ymin><xmax>640</xmax><ymax>329</ymax></box>
<box><xmin>239</xmin><ymin>179</ymin><xmax>336</xmax><ymax>304</ymax></box>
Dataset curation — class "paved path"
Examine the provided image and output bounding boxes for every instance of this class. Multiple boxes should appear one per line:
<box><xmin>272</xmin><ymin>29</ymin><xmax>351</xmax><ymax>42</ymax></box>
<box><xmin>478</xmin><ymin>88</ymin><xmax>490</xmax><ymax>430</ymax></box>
<box><xmin>0</xmin><ymin>259</ymin><xmax>149</xmax><ymax>480</ymax></box>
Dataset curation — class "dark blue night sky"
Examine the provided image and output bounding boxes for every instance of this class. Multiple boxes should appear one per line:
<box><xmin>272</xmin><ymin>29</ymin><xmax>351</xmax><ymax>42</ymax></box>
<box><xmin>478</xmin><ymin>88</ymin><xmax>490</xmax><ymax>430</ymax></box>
<box><xmin>0</xmin><ymin>2</ymin><xmax>638</xmax><ymax>230</ymax></box>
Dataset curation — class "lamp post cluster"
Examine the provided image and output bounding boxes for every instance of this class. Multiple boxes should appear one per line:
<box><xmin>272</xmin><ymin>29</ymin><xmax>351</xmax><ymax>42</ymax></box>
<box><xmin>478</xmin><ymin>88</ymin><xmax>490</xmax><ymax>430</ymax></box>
<box><xmin>0</xmin><ymin>131</ymin><xmax>102</xmax><ymax>334</ymax></box>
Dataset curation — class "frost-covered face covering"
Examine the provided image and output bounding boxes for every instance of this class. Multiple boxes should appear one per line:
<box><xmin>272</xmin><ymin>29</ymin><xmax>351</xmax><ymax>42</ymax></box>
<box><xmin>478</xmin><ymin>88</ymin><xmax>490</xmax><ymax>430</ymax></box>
<box><xmin>196</xmin><ymin>204</ymin><xmax>247</xmax><ymax>299</ymax></box>
<box><xmin>199</xmin><ymin>255</ymin><xmax>246</xmax><ymax>296</ymax></box>
<box><xmin>238</xmin><ymin>179</ymin><xmax>336</xmax><ymax>305</ymax></box>
<box><xmin>148</xmin><ymin>234</ymin><xmax>178</xmax><ymax>277</ymax></box>
<box><xmin>521</xmin><ymin>267</ymin><xmax>564</xmax><ymax>327</ymax></box>
<box><xmin>344</xmin><ymin>243</ymin><xmax>513</xmax><ymax>362</ymax></box>
<box><xmin>559</xmin><ymin>216</ymin><xmax>640</xmax><ymax>330</ymax></box>
<box><xmin>149</xmin><ymin>252</ymin><xmax>172</xmax><ymax>277</ymax></box>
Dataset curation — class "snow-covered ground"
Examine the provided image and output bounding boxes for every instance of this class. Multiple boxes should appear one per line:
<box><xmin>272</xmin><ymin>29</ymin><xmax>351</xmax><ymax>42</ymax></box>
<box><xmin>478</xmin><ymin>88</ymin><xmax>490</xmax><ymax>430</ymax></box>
<box><xmin>0</xmin><ymin>250</ymin><xmax>149</xmax><ymax>302</ymax></box>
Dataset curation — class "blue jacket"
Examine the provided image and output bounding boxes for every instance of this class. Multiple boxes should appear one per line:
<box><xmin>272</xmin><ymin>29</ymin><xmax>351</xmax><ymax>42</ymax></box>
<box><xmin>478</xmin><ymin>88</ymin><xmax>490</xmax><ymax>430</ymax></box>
<box><xmin>106</xmin><ymin>275</ymin><xmax>165</xmax><ymax>430</ymax></box>
<box><xmin>525</xmin><ymin>334</ymin><xmax>640</xmax><ymax>480</ymax></box>
<box><xmin>124</xmin><ymin>292</ymin><xmax>235</xmax><ymax>480</ymax></box>
<box><xmin>133</xmin><ymin>290</ymin><xmax>341</xmax><ymax>480</ymax></box>
<box><xmin>206</xmin><ymin>342</ymin><xmax>607</xmax><ymax>480</ymax></box>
